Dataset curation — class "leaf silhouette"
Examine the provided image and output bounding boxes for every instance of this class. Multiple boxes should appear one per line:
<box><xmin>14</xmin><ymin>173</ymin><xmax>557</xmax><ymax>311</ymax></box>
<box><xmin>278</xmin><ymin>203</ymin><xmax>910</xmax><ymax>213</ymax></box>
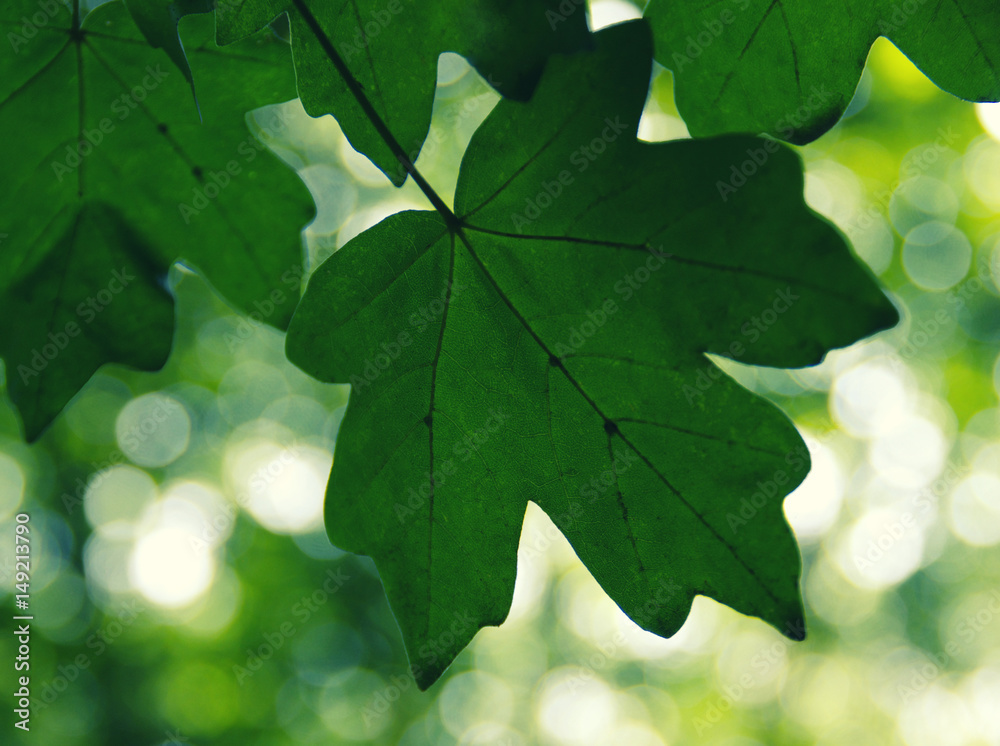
<box><xmin>213</xmin><ymin>0</ymin><xmax>591</xmax><ymax>185</ymax></box>
<box><xmin>285</xmin><ymin>20</ymin><xmax>898</xmax><ymax>688</ymax></box>
<box><xmin>645</xmin><ymin>0</ymin><xmax>1000</xmax><ymax>143</ymax></box>
<box><xmin>0</xmin><ymin>0</ymin><xmax>314</xmax><ymax>439</ymax></box>
<box><xmin>123</xmin><ymin>0</ymin><xmax>214</xmax><ymax>111</ymax></box>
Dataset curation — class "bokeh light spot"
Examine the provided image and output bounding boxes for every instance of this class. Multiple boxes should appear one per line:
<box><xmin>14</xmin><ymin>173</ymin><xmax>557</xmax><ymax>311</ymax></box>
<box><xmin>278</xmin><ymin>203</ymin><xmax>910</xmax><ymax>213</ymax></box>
<box><xmin>116</xmin><ymin>393</ymin><xmax>191</xmax><ymax>467</ymax></box>
<box><xmin>902</xmin><ymin>221</ymin><xmax>972</xmax><ymax>291</ymax></box>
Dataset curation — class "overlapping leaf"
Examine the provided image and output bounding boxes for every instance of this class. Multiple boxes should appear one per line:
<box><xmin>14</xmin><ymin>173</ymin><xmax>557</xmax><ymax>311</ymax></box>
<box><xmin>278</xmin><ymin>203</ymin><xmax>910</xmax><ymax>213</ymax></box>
<box><xmin>212</xmin><ymin>0</ymin><xmax>590</xmax><ymax>184</ymax></box>
<box><xmin>0</xmin><ymin>0</ymin><xmax>314</xmax><ymax>438</ymax></box>
<box><xmin>286</xmin><ymin>20</ymin><xmax>898</xmax><ymax>688</ymax></box>
<box><xmin>645</xmin><ymin>0</ymin><xmax>1000</xmax><ymax>143</ymax></box>
<box><xmin>123</xmin><ymin>0</ymin><xmax>214</xmax><ymax>108</ymax></box>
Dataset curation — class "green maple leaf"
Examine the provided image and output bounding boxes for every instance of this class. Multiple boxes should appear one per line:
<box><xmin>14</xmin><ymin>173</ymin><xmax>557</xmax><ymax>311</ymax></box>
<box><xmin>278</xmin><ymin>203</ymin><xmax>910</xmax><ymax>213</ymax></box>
<box><xmin>645</xmin><ymin>0</ymin><xmax>1000</xmax><ymax>143</ymax></box>
<box><xmin>0</xmin><ymin>0</ymin><xmax>314</xmax><ymax>439</ymax></box>
<box><xmin>286</xmin><ymin>20</ymin><xmax>897</xmax><ymax>688</ymax></box>
<box><xmin>212</xmin><ymin>0</ymin><xmax>591</xmax><ymax>185</ymax></box>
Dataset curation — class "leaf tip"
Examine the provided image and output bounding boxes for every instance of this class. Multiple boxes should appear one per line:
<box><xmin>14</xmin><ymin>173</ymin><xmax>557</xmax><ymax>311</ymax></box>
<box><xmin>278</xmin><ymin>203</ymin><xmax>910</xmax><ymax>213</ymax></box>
<box><xmin>22</xmin><ymin>417</ymin><xmax>48</xmax><ymax>444</ymax></box>
<box><xmin>873</xmin><ymin>291</ymin><xmax>902</xmax><ymax>334</ymax></box>
<box><xmin>773</xmin><ymin>594</ymin><xmax>808</xmax><ymax>642</ymax></box>
<box><xmin>405</xmin><ymin>633</ymin><xmax>467</xmax><ymax>691</ymax></box>
<box><xmin>413</xmin><ymin>665</ymin><xmax>443</xmax><ymax>692</ymax></box>
<box><xmin>785</xmin><ymin>615</ymin><xmax>807</xmax><ymax>642</ymax></box>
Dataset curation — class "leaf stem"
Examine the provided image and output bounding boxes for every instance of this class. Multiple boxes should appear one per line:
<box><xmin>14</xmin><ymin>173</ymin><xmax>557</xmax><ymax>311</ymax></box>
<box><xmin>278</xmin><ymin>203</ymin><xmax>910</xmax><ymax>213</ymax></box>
<box><xmin>289</xmin><ymin>0</ymin><xmax>460</xmax><ymax>229</ymax></box>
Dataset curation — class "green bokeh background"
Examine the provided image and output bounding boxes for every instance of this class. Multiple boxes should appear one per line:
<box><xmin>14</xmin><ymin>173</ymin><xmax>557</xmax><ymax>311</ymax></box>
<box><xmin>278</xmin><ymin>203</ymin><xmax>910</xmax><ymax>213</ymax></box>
<box><xmin>3</xmin><ymin>1</ymin><xmax>1000</xmax><ymax>744</ymax></box>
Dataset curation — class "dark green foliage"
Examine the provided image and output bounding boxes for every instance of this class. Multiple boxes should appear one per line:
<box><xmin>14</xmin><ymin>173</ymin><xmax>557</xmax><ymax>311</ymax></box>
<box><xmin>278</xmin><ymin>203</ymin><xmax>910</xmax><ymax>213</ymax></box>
<box><xmin>212</xmin><ymin>0</ymin><xmax>591</xmax><ymax>184</ymax></box>
<box><xmin>645</xmin><ymin>0</ymin><xmax>1000</xmax><ymax>143</ymax></box>
<box><xmin>0</xmin><ymin>0</ymin><xmax>313</xmax><ymax>438</ymax></box>
<box><xmin>285</xmin><ymin>23</ymin><xmax>897</xmax><ymax>687</ymax></box>
<box><xmin>2</xmin><ymin>0</ymin><xmax>923</xmax><ymax>691</ymax></box>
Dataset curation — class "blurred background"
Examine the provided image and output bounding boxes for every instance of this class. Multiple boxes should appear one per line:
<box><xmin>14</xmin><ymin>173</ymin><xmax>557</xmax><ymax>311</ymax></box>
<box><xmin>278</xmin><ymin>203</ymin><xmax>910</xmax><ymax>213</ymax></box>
<box><xmin>3</xmin><ymin>0</ymin><xmax>1000</xmax><ymax>743</ymax></box>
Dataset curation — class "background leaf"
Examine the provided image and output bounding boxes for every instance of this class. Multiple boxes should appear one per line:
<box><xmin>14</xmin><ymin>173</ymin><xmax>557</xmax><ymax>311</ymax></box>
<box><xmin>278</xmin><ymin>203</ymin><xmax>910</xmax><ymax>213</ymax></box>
<box><xmin>0</xmin><ymin>0</ymin><xmax>314</xmax><ymax>439</ymax></box>
<box><xmin>645</xmin><ymin>0</ymin><xmax>1000</xmax><ymax>143</ymax></box>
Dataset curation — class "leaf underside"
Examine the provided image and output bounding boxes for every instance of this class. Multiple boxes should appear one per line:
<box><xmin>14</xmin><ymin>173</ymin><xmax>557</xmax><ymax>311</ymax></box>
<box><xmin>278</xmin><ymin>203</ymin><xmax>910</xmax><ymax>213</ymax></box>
<box><xmin>286</xmin><ymin>21</ymin><xmax>898</xmax><ymax>688</ymax></box>
<box><xmin>645</xmin><ymin>0</ymin><xmax>1000</xmax><ymax>143</ymax></box>
<box><xmin>0</xmin><ymin>0</ymin><xmax>314</xmax><ymax>439</ymax></box>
